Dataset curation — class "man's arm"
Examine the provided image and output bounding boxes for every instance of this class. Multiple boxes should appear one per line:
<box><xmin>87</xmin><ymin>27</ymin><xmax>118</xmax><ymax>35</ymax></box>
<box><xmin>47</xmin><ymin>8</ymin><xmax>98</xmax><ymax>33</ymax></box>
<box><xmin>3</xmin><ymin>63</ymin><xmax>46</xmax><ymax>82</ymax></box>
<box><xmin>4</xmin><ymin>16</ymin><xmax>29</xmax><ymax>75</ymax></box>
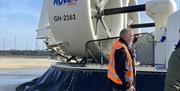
<box><xmin>114</xmin><ymin>48</ymin><xmax>132</xmax><ymax>89</ymax></box>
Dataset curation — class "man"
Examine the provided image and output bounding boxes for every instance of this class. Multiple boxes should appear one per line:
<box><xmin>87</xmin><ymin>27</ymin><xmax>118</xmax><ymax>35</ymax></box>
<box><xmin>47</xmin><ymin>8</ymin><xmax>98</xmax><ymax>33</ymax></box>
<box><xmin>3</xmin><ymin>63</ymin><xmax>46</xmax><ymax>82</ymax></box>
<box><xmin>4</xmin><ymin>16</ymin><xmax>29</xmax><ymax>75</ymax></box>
<box><xmin>165</xmin><ymin>39</ymin><xmax>180</xmax><ymax>91</ymax></box>
<box><xmin>107</xmin><ymin>28</ymin><xmax>136</xmax><ymax>91</ymax></box>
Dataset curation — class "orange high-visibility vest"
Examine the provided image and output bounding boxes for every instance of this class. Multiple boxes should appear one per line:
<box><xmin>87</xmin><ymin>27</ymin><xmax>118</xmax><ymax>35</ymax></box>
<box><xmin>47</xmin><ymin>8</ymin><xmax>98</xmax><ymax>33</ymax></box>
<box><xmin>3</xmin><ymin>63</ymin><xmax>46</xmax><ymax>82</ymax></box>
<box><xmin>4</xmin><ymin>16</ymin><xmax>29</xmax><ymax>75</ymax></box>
<box><xmin>107</xmin><ymin>40</ymin><xmax>134</xmax><ymax>85</ymax></box>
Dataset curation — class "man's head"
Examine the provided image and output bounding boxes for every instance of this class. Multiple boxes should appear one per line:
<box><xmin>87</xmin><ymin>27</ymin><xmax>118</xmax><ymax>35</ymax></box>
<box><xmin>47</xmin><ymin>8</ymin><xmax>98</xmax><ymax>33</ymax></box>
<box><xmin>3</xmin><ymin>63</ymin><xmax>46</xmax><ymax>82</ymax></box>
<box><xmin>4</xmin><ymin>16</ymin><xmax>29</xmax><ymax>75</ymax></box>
<box><xmin>120</xmin><ymin>28</ymin><xmax>134</xmax><ymax>46</ymax></box>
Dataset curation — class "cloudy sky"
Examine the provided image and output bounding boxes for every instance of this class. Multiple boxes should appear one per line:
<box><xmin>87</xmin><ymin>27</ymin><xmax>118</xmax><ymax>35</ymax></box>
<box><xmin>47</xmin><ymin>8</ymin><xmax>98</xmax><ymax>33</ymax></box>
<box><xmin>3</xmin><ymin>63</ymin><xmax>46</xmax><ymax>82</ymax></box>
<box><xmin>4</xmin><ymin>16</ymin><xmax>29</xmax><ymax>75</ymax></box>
<box><xmin>0</xmin><ymin>0</ymin><xmax>179</xmax><ymax>50</ymax></box>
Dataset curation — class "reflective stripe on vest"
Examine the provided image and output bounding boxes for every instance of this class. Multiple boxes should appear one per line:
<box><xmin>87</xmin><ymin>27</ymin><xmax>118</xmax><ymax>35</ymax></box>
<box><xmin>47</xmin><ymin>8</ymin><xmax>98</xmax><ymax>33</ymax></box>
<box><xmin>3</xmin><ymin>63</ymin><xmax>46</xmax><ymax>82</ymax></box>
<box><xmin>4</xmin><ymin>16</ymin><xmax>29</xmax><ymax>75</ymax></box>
<box><xmin>107</xmin><ymin>40</ymin><xmax>134</xmax><ymax>85</ymax></box>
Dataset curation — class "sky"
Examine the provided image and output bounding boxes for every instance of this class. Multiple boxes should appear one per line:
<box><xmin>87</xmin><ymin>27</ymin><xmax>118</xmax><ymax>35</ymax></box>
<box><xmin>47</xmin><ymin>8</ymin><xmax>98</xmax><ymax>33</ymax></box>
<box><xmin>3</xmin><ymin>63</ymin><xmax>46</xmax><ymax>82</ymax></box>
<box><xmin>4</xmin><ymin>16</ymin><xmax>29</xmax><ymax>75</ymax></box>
<box><xmin>0</xmin><ymin>0</ymin><xmax>44</xmax><ymax>50</ymax></box>
<box><xmin>0</xmin><ymin>0</ymin><xmax>179</xmax><ymax>50</ymax></box>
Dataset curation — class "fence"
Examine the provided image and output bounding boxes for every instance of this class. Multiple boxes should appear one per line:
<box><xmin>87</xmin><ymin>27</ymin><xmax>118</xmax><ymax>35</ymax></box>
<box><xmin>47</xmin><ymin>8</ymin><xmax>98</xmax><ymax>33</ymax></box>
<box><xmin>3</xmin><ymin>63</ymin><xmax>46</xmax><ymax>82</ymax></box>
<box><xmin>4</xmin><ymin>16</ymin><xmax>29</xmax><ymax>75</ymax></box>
<box><xmin>85</xmin><ymin>33</ymin><xmax>155</xmax><ymax>66</ymax></box>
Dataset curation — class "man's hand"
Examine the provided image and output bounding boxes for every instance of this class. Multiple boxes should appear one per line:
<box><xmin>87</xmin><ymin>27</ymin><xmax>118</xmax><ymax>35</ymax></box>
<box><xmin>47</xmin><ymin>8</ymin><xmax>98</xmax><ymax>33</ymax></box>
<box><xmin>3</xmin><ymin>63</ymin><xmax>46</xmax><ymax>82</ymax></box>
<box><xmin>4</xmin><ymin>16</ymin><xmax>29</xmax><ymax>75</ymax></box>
<box><xmin>126</xmin><ymin>85</ymin><xmax>135</xmax><ymax>91</ymax></box>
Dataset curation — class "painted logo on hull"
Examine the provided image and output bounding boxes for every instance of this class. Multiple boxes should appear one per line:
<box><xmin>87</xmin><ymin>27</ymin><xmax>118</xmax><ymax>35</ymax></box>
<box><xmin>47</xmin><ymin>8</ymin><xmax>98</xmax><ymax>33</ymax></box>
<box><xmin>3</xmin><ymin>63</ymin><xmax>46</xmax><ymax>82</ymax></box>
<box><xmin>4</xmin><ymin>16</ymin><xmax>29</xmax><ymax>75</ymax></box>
<box><xmin>53</xmin><ymin>0</ymin><xmax>77</xmax><ymax>6</ymax></box>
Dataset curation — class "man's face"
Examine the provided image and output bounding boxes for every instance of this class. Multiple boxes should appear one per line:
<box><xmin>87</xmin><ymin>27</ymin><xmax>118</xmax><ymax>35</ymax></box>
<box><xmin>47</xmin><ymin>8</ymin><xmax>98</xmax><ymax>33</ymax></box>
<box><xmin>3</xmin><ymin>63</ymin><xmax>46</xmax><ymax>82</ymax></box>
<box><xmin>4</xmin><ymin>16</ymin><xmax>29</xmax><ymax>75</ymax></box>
<box><xmin>126</xmin><ymin>31</ymin><xmax>134</xmax><ymax>46</ymax></box>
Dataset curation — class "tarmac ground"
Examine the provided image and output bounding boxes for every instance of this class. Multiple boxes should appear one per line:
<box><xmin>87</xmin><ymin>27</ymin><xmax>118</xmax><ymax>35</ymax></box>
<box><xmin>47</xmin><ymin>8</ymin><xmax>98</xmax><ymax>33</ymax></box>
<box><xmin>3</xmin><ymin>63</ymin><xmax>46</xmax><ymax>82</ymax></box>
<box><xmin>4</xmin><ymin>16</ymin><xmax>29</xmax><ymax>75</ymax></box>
<box><xmin>0</xmin><ymin>55</ymin><xmax>54</xmax><ymax>91</ymax></box>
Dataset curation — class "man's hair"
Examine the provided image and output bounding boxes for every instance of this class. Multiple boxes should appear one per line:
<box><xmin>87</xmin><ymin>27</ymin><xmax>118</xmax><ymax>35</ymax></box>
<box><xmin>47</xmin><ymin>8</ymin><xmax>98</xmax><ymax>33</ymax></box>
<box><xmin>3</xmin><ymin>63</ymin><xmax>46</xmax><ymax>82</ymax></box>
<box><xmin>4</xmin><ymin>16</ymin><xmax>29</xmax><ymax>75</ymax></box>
<box><xmin>119</xmin><ymin>28</ymin><xmax>132</xmax><ymax>38</ymax></box>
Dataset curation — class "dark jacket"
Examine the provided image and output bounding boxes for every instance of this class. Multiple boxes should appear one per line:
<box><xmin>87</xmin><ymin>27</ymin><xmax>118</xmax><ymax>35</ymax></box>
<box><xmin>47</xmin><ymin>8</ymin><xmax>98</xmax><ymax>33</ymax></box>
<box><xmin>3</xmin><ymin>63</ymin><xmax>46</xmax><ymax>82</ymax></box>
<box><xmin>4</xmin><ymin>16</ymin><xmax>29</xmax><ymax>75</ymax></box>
<box><xmin>165</xmin><ymin>40</ymin><xmax>180</xmax><ymax>91</ymax></box>
<box><xmin>108</xmin><ymin>38</ymin><xmax>135</xmax><ymax>91</ymax></box>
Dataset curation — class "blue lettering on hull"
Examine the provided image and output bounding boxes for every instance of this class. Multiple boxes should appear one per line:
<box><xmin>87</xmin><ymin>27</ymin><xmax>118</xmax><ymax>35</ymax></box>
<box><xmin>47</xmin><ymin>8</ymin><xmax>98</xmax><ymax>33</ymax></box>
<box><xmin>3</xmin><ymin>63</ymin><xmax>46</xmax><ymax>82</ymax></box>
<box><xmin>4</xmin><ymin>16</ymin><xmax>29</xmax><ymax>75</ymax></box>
<box><xmin>53</xmin><ymin>0</ymin><xmax>77</xmax><ymax>6</ymax></box>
